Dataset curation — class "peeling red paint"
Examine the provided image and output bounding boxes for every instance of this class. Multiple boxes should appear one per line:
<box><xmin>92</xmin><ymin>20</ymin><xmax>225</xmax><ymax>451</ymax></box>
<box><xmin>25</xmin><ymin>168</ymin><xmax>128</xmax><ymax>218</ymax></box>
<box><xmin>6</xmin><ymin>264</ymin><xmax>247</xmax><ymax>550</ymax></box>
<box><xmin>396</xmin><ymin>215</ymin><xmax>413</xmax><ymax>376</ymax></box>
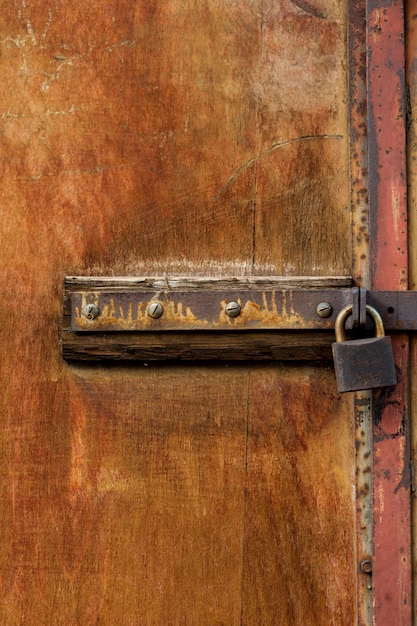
<box><xmin>366</xmin><ymin>0</ymin><xmax>412</xmax><ymax>622</ymax></box>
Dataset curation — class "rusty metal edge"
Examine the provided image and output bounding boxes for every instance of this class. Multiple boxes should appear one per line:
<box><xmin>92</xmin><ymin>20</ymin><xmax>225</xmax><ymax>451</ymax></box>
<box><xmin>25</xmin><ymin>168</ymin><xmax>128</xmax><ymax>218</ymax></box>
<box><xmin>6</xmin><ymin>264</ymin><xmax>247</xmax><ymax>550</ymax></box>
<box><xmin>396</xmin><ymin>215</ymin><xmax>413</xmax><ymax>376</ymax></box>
<box><xmin>405</xmin><ymin>2</ymin><xmax>417</xmax><ymax>621</ymax></box>
<box><xmin>67</xmin><ymin>288</ymin><xmax>353</xmax><ymax>332</ymax></box>
<box><xmin>64</xmin><ymin>283</ymin><xmax>417</xmax><ymax>333</ymax></box>
<box><xmin>349</xmin><ymin>0</ymin><xmax>373</xmax><ymax>618</ymax></box>
<box><xmin>366</xmin><ymin>0</ymin><xmax>413</xmax><ymax>623</ymax></box>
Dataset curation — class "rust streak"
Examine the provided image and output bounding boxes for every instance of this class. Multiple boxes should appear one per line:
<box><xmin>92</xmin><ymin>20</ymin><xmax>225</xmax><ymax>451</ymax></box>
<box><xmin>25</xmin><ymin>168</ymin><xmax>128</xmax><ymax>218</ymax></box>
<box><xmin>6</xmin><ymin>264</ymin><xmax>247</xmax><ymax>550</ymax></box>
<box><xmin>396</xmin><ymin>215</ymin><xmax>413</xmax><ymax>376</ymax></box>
<box><xmin>72</xmin><ymin>287</ymin><xmax>349</xmax><ymax>332</ymax></box>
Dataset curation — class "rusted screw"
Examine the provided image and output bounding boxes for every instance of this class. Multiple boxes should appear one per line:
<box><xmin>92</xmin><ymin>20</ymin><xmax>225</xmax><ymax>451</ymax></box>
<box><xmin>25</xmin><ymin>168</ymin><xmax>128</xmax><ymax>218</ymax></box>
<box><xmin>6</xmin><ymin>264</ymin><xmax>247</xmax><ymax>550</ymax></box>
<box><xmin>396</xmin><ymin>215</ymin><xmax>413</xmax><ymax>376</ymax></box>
<box><xmin>360</xmin><ymin>559</ymin><xmax>372</xmax><ymax>574</ymax></box>
<box><xmin>316</xmin><ymin>302</ymin><xmax>333</xmax><ymax>318</ymax></box>
<box><xmin>83</xmin><ymin>303</ymin><xmax>100</xmax><ymax>320</ymax></box>
<box><xmin>225</xmin><ymin>301</ymin><xmax>241</xmax><ymax>318</ymax></box>
<box><xmin>148</xmin><ymin>302</ymin><xmax>164</xmax><ymax>319</ymax></box>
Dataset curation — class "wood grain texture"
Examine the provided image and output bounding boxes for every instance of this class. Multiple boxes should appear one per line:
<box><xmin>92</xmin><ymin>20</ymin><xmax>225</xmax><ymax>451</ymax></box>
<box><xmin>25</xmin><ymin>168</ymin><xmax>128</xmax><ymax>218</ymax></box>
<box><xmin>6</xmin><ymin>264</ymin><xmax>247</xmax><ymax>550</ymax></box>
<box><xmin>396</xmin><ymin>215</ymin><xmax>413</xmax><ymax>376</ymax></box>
<box><xmin>0</xmin><ymin>1</ymin><xmax>354</xmax><ymax>624</ymax></box>
<box><xmin>0</xmin><ymin>367</ymin><xmax>249</xmax><ymax>624</ymax></box>
<box><xmin>242</xmin><ymin>366</ymin><xmax>355</xmax><ymax>625</ymax></box>
<box><xmin>62</xmin><ymin>330</ymin><xmax>338</xmax><ymax>362</ymax></box>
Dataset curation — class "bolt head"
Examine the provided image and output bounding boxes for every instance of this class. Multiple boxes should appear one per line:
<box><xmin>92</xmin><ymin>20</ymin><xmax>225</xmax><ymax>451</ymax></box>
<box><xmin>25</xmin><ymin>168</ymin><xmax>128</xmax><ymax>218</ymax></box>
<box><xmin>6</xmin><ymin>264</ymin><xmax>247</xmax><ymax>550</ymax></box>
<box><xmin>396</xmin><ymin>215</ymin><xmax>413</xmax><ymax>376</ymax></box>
<box><xmin>148</xmin><ymin>302</ymin><xmax>164</xmax><ymax>319</ymax></box>
<box><xmin>83</xmin><ymin>303</ymin><xmax>100</xmax><ymax>320</ymax></box>
<box><xmin>360</xmin><ymin>559</ymin><xmax>372</xmax><ymax>574</ymax></box>
<box><xmin>225</xmin><ymin>301</ymin><xmax>241</xmax><ymax>318</ymax></box>
<box><xmin>316</xmin><ymin>302</ymin><xmax>333</xmax><ymax>318</ymax></box>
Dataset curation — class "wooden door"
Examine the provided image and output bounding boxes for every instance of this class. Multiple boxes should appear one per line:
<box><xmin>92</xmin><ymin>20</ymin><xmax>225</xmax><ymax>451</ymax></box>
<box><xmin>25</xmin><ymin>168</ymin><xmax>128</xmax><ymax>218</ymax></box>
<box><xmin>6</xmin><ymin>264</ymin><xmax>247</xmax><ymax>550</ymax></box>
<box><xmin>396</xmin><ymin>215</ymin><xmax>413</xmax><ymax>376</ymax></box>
<box><xmin>0</xmin><ymin>2</ymin><xmax>359</xmax><ymax>624</ymax></box>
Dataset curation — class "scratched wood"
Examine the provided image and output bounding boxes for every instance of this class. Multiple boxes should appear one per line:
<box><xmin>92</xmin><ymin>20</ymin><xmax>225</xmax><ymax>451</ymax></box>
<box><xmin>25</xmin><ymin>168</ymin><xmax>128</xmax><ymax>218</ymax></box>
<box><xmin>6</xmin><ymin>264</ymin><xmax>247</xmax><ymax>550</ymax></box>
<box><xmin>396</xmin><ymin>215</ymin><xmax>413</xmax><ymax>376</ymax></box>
<box><xmin>0</xmin><ymin>1</ymin><xmax>355</xmax><ymax>624</ymax></box>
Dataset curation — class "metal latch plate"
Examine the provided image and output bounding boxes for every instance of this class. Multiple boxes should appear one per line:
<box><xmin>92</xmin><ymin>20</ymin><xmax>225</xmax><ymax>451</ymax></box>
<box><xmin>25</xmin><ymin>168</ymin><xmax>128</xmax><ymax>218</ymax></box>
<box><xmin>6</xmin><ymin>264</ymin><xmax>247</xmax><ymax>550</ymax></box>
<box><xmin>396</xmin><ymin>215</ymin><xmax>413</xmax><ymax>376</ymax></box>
<box><xmin>67</xmin><ymin>276</ymin><xmax>353</xmax><ymax>333</ymax></box>
<box><xmin>62</xmin><ymin>276</ymin><xmax>416</xmax><ymax>361</ymax></box>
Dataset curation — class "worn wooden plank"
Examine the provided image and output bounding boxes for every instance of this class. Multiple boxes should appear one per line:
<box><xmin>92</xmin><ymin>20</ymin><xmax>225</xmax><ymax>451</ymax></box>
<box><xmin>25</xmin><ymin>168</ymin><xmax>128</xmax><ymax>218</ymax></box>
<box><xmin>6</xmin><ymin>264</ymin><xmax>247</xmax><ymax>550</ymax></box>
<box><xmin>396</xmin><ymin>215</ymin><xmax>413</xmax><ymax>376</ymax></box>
<box><xmin>247</xmin><ymin>3</ymin><xmax>351</xmax><ymax>275</ymax></box>
<box><xmin>0</xmin><ymin>367</ymin><xmax>248</xmax><ymax>624</ymax></box>
<box><xmin>241</xmin><ymin>366</ymin><xmax>356</xmax><ymax>625</ymax></box>
<box><xmin>0</xmin><ymin>0</ymin><xmax>354</xmax><ymax>624</ymax></box>
<box><xmin>62</xmin><ymin>330</ymin><xmax>337</xmax><ymax>362</ymax></box>
<box><xmin>65</xmin><ymin>276</ymin><xmax>353</xmax><ymax>290</ymax></box>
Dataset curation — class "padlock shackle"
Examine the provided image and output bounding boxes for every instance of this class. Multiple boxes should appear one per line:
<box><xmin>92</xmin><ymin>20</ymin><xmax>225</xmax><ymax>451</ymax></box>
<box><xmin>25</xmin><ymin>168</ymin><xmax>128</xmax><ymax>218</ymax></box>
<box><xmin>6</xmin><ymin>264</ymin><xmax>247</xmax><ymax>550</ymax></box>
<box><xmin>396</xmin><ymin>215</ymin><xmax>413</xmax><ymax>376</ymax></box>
<box><xmin>335</xmin><ymin>304</ymin><xmax>385</xmax><ymax>343</ymax></box>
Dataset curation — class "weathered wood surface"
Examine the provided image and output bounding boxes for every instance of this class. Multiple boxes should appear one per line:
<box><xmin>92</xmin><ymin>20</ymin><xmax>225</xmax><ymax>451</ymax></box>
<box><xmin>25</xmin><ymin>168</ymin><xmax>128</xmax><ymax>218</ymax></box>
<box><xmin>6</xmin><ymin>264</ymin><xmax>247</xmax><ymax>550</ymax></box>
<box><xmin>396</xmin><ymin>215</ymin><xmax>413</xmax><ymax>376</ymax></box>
<box><xmin>62</xmin><ymin>330</ymin><xmax>338</xmax><ymax>362</ymax></box>
<box><xmin>242</xmin><ymin>368</ymin><xmax>355</xmax><ymax>625</ymax></box>
<box><xmin>65</xmin><ymin>276</ymin><xmax>353</xmax><ymax>289</ymax></box>
<box><xmin>0</xmin><ymin>1</ymin><xmax>355</xmax><ymax>624</ymax></box>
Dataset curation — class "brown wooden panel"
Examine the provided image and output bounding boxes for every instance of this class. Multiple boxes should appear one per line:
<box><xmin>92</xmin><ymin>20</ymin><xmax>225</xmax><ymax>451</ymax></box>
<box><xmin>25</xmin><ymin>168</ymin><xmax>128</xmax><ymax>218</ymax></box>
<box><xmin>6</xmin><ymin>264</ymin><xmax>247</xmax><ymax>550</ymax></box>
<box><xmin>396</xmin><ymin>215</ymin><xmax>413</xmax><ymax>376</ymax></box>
<box><xmin>0</xmin><ymin>0</ymin><xmax>354</xmax><ymax>624</ymax></box>
<box><xmin>250</xmin><ymin>3</ymin><xmax>350</xmax><ymax>274</ymax></box>
<box><xmin>242</xmin><ymin>366</ymin><xmax>356</xmax><ymax>625</ymax></box>
<box><xmin>0</xmin><ymin>367</ymin><xmax>248</xmax><ymax>624</ymax></box>
<box><xmin>0</xmin><ymin>0</ymin><xmax>349</xmax><ymax>278</ymax></box>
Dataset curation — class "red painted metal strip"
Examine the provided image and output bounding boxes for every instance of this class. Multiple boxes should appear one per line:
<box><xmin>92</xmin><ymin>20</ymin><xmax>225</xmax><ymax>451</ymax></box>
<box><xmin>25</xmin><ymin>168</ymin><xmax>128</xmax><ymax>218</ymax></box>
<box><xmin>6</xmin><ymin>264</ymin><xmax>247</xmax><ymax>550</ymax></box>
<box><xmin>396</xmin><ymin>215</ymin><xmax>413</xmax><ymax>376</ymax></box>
<box><xmin>405</xmin><ymin>5</ymin><xmax>417</xmax><ymax>621</ymax></box>
<box><xmin>367</xmin><ymin>2</ymin><xmax>408</xmax><ymax>290</ymax></box>
<box><xmin>373</xmin><ymin>347</ymin><xmax>411</xmax><ymax>622</ymax></box>
<box><xmin>366</xmin><ymin>0</ymin><xmax>412</xmax><ymax>623</ymax></box>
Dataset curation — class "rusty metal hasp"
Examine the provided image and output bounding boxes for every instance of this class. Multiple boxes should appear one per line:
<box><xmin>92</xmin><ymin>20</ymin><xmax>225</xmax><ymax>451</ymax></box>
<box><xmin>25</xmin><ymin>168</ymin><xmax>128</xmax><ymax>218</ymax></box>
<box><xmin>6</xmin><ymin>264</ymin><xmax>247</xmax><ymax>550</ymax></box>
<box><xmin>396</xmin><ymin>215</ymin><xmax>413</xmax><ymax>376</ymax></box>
<box><xmin>61</xmin><ymin>276</ymin><xmax>417</xmax><ymax>362</ymax></box>
<box><xmin>66</xmin><ymin>276</ymin><xmax>352</xmax><ymax>333</ymax></box>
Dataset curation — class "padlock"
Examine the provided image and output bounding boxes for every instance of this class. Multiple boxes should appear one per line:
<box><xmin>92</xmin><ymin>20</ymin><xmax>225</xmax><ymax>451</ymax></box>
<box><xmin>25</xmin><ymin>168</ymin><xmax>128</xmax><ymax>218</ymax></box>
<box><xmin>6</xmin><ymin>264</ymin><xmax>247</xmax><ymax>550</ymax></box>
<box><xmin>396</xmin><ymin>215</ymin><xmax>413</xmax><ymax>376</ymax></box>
<box><xmin>332</xmin><ymin>304</ymin><xmax>397</xmax><ymax>393</ymax></box>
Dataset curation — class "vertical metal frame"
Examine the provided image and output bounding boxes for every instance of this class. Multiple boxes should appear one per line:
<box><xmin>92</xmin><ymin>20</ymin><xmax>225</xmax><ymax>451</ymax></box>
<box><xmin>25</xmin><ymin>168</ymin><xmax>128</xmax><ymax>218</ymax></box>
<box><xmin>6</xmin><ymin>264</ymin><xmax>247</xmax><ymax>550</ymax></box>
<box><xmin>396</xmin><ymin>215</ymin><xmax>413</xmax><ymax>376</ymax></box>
<box><xmin>406</xmin><ymin>3</ymin><xmax>417</xmax><ymax>621</ymax></box>
<box><xmin>348</xmin><ymin>0</ymin><xmax>373</xmax><ymax>622</ymax></box>
<box><xmin>366</xmin><ymin>0</ymin><xmax>412</xmax><ymax>623</ymax></box>
<box><xmin>349</xmin><ymin>0</ymin><xmax>412</xmax><ymax>621</ymax></box>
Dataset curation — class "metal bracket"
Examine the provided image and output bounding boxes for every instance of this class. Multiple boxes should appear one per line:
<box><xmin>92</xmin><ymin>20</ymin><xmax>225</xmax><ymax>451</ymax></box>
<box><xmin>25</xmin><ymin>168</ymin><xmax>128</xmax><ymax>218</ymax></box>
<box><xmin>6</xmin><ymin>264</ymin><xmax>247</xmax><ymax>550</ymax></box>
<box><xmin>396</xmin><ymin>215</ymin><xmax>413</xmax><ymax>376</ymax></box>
<box><xmin>352</xmin><ymin>287</ymin><xmax>367</xmax><ymax>328</ymax></box>
<box><xmin>62</xmin><ymin>276</ymin><xmax>417</xmax><ymax>361</ymax></box>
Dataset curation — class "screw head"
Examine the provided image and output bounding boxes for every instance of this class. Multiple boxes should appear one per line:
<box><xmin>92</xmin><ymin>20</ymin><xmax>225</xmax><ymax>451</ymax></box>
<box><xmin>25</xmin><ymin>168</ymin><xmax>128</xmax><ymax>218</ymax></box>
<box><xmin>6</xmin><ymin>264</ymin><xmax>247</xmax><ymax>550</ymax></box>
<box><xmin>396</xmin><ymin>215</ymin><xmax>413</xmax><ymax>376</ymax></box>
<box><xmin>316</xmin><ymin>302</ymin><xmax>333</xmax><ymax>318</ymax></box>
<box><xmin>225</xmin><ymin>301</ymin><xmax>241</xmax><ymax>318</ymax></box>
<box><xmin>83</xmin><ymin>303</ymin><xmax>100</xmax><ymax>320</ymax></box>
<box><xmin>360</xmin><ymin>559</ymin><xmax>372</xmax><ymax>574</ymax></box>
<box><xmin>148</xmin><ymin>302</ymin><xmax>164</xmax><ymax>319</ymax></box>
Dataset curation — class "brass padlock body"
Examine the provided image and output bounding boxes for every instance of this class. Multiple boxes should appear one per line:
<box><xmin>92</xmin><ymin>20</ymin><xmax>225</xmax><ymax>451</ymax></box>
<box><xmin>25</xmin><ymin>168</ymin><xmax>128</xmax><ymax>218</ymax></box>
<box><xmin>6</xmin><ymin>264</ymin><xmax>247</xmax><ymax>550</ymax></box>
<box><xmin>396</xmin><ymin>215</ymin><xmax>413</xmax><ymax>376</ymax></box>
<box><xmin>332</xmin><ymin>305</ymin><xmax>397</xmax><ymax>393</ymax></box>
